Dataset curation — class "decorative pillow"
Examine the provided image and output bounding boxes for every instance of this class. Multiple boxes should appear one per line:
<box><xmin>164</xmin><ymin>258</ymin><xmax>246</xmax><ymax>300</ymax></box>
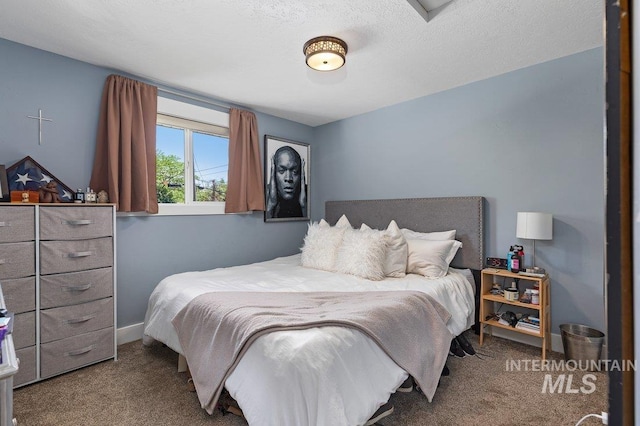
<box><xmin>335</xmin><ymin>228</ymin><xmax>387</xmax><ymax>280</ymax></box>
<box><xmin>300</xmin><ymin>222</ymin><xmax>346</xmax><ymax>271</ymax></box>
<box><xmin>335</xmin><ymin>214</ymin><xmax>352</xmax><ymax>229</ymax></box>
<box><xmin>362</xmin><ymin>220</ymin><xmax>407</xmax><ymax>278</ymax></box>
<box><xmin>406</xmin><ymin>239</ymin><xmax>463</xmax><ymax>278</ymax></box>
<box><xmin>401</xmin><ymin>228</ymin><xmax>456</xmax><ymax>241</ymax></box>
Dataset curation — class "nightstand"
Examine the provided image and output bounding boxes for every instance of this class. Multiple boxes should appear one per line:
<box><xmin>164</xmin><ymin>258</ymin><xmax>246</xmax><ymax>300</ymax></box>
<box><xmin>479</xmin><ymin>268</ymin><xmax>551</xmax><ymax>359</ymax></box>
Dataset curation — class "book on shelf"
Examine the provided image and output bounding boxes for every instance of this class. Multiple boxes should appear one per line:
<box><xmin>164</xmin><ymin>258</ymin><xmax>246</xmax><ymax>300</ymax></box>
<box><xmin>516</xmin><ymin>314</ymin><xmax>539</xmax><ymax>329</ymax></box>
<box><xmin>516</xmin><ymin>317</ymin><xmax>540</xmax><ymax>332</ymax></box>
<box><xmin>519</xmin><ymin>317</ymin><xmax>539</xmax><ymax>325</ymax></box>
<box><xmin>516</xmin><ymin>322</ymin><xmax>540</xmax><ymax>332</ymax></box>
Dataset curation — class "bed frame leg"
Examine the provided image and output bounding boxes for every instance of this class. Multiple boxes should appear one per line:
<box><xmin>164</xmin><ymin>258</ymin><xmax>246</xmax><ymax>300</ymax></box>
<box><xmin>177</xmin><ymin>354</ymin><xmax>188</xmax><ymax>373</ymax></box>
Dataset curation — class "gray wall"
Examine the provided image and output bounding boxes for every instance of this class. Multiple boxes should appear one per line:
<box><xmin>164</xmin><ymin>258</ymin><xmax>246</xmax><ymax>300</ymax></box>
<box><xmin>0</xmin><ymin>38</ymin><xmax>314</xmax><ymax>327</ymax></box>
<box><xmin>312</xmin><ymin>48</ymin><xmax>606</xmax><ymax>334</ymax></box>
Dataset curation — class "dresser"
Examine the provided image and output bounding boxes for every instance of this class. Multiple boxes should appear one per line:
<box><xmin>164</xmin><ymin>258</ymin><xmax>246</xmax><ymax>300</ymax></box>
<box><xmin>0</xmin><ymin>285</ymin><xmax>18</xmax><ymax>426</ymax></box>
<box><xmin>0</xmin><ymin>204</ymin><xmax>116</xmax><ymax>387</ymax></box>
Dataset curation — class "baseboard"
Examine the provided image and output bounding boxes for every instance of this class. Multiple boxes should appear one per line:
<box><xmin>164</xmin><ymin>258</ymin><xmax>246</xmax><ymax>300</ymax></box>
<box><xmin>117</xmin><ymin>322</ymin><xmax>145</xmax><ymax>345</ymax></box>
<box><xmin>489</xmin><ymin>328</ymin><xmax>608</xmax><ymax>358</ymax></box>
<box><xmin>490</xmin><ymin>328</ymin><xmax>564</xmax><ymax>353</ymax></box>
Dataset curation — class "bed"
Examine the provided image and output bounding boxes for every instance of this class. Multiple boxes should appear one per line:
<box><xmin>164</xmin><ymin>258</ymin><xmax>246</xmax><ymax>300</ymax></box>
<box><xmin>142</xmin><ymin>196</ymin><xmax>485</xmax><ymax>426</ymax></box>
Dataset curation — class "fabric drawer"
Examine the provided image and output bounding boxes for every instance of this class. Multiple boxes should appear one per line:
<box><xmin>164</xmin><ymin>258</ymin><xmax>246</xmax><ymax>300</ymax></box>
<box><xmin>41</xmin><ymin>327</ymin><xmax>114</xmax><ymax>379</ymax></box>
<box><xmin>40</xmin><ymin>267</ymin><xmax>113</xmax><ymax>309</ymax></box>
<box><xmin>40</xmin><ymin>237</ymin><xmax>113</xmax><ymax>275</ymax></box>
<box><xmin>14</xmin><ymin>346</ymin><xmax>36</xmax><ymax>387</ymax></box>
<box><xmin>13</xmin><ymin>311</ymin><xmax>36</xmax><ymax>350</ymax></box>
<box><xmin>0</xmin><ymin>206</ymin><xmax>35</xmax><ymax>243</ymax></box>
<box><xmin>2</xmin><ymin>277</ymin><xmax>36</xmax><ymax>314</ymax></box>
<box><xmin>41</xmin><ymin>297</ymin><xmax>113</xmax><ymax>343</ymax></box>
<box><xmin>39</xmin><ymin>207</ymin><xmax>113</xmax><ymax>240</ymax></box>
<box><xmin>0</xmin><ymin>242</ymin><xmax>35</xmax><ymax>279</ymax></box>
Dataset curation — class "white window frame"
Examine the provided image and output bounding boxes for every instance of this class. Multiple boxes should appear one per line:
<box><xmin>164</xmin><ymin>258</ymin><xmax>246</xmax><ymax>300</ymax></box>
<box><xmin>129</xmin><ymin>97</ymin><xmax>230</xmax><ymax>216</ymax></box>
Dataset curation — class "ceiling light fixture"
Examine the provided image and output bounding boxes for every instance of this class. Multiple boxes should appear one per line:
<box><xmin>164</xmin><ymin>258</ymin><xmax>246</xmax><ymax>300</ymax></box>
<box><xmin>303</xmin><ymin>36</ymin><xmax>348</xmax><ymax>71</ymax></box>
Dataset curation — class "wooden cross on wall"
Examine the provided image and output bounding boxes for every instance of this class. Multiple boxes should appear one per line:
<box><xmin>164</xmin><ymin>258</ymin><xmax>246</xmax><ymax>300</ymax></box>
<box><xmin>27</xmin><ymin>109</ymin><xmax>53</xmax><ymax>145</ymax></box>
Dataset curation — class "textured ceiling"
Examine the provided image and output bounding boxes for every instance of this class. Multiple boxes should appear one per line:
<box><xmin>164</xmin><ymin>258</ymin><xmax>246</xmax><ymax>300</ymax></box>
<box><xmin>0</xmin><ymin>1</ymin><xmax>603</xmax><ymax>127</ymax></box>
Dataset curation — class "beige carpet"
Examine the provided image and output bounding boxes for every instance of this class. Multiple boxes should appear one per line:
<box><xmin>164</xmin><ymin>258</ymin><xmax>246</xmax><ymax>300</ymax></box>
<box><xmin>13</xmin><ymin>332</ymin><xmax>608</xmax><ymax>425</ymax></box>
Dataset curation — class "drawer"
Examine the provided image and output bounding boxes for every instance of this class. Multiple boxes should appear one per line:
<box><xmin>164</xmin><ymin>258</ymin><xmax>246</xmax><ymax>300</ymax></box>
<box><xmin>41</xmin><ymin>297</ymin><xmax>113</xmax><ymax>343</ymax></box>
<box><xmin>40</xmin><ymin>206</ymin><xmax>113</xmax><ymax>240</ymax></box>
<box><xmin>0</xmin><ymin>206</ymin><xmax>35</xmax><ymax>243</ymax></box>
<box><xmin>40</xmin><ymin>237</ymin><xmax>113</xmax><ymax>275</ymax></box>
<box><xmin>13</xmin><ymin>311</ymin><xmax>36</xmax><ymax>350</ymax></box>
<box><xmin>41</xmin><ymin>267</ymin><xmax>113</xmax><ymax>309</ymax></box>
<box><xmin>0</xmin><ymin>242</ymin><xmax>35</xmax><ymax>279</ymax></box>
<box><xmin>41</xmin><ymin>327</ymin><xmax>114</xmax><ymax>379</ymax></box>
<box><xmin>14</xmin><ymin>346</ymin><xmax>36</xmax><ymax>387</ymax></box>
<box><xmin>2</xmin><ymin>276</ymin><xmax>36</xmax><ymax>313</ymax></box>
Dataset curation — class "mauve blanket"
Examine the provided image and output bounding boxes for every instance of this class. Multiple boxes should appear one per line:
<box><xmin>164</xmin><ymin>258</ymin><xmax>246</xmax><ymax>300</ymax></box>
<box><xmin>172</xmin><ymin>291</ymin><xmax>453</xmax><ymax>415</ymax></box>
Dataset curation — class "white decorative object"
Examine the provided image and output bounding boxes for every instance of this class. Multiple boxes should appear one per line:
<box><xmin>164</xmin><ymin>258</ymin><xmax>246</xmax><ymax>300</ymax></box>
<box><xmin>401</xmin><ymin>228</ymin><xmax>456</xmax><ymax>241</ymax></box>
<box><xmin>362</xmin><ymin>220</ymin><xmax>408</xmax><ymax>278</ymax></box>
<box><xmin>334</xmin><ymin>228</ymin><xmax>386</xmax><ymax>280</ymax></box>
<box><xmin>300</xmin><ymin>223</ymin><xmax>345</xmax><ymax>271</ymax></box>
<box><xmin>406</xmin><ymin>239</ymin><xmax>462</xmax><ymax>278</ymax></box>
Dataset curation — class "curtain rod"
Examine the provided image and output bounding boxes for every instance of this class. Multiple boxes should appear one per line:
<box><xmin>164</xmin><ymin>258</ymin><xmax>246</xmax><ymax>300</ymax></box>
<box><xmin>157</xmin><ymin>87</ymin><xmax>231</xmax><ymax>111</ymax></box>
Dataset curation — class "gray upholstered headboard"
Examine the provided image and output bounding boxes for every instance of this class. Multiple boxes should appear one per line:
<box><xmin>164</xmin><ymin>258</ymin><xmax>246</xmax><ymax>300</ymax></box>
<box><xmin>325</xmin><ymin>197</ymin><xmax>485</xmax><ymax>271</ymax></box>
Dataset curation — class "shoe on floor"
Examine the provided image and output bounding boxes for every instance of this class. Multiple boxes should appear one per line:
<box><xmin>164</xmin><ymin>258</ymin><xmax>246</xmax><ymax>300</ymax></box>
<box><xmin>365</xmin><ymin>402</ymin><xmax>394</xmax><ymax>425</ymax></box>
<box><xmin>455</xmin><ymin>334</ymin><xmax>476</xmax><ymax>355</ymax></box>
<box><xmin>449</xmin><ymin>338</ymin><xmax>465</xmax><ymax>358</ymax></box>
<box><xmin>396</xmin><ymin>376</ymin><xmax>414</xmax><ymax>393</ymax></box>
<box><xmin>441</xmin><ymin>364</ymin><xmax>450</xmax><ymax>376</ymax></box>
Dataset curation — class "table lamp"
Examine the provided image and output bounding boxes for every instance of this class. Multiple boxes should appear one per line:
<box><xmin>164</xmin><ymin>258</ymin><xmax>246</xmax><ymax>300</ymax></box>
<box><xmin>516</xmin><ymin>212</ymin><xmax>553</xmax><ymax>269</ymax></box>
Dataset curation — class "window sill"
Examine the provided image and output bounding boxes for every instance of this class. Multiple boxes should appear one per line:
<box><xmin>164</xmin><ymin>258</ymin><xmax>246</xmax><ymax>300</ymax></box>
<box><xmin>117</xmin><ymin>202</ymin><xmax>228</xmax><ymax>217</ymax></box>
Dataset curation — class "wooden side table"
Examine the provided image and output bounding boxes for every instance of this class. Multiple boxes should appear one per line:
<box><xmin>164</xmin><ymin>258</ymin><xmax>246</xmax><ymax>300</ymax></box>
<box><xmin>479</xmin><ymin>268</ymin><xmax>551</xmax><ymax>359</ymax></box>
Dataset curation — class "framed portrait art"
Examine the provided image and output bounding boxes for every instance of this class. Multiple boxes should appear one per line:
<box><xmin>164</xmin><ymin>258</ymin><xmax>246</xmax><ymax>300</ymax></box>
<box><xmin>264</xmin><ymin>135</ymin><xmax>310</xmax><ymax>222</ymax></box>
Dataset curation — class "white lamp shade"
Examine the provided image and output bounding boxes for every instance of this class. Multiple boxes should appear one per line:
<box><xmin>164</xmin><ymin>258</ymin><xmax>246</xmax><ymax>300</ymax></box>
<box><xmin>516</xmin><ymin>212</ymin><xmax>553</xmax><ymax>240</ymax></box>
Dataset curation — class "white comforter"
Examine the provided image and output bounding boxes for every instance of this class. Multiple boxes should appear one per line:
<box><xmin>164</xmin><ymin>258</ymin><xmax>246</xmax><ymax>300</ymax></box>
<box><xmin>143</xmin><ymin>254</ymin><xmax>475</xmax><ymax>426</ymax></box>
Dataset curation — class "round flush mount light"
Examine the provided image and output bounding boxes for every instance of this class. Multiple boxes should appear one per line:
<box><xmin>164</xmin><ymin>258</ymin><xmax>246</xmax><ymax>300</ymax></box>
<box><xmin>303</xmin><ymin>36</ymin><xmax>348</xmax><ymax>71</ymax></box>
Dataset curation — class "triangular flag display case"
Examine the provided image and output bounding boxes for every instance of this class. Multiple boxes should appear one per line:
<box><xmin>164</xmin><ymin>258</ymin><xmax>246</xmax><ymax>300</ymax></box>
<box><xmin>5</xmin><ymin>156</ymin><xmax>74</xmax><ymax>203</ymax></box>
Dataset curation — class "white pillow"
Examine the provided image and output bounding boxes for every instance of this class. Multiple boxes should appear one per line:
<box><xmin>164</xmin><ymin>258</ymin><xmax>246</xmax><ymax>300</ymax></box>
<box><xmin>301</xmin><ymin>222</ymin><xmax>345</xmax><ymax>271</ymax></box>
<box><xmin>335</xmin><ymin>214</ymin><xmax>352</xmax><ymax>229</ymax></box>
<box><xmin>401</xmin><ymin>228</ymin><xmax>456</xmax><ymax>241</ymax></box>
<box><xmin>362</xmin><ymin>220</ymin><xmax>407</xmax><ymax>278</ymax></box>
<box><xmin>335</xmin><ymin>228</ymin><xmax>387</xmax><ymax>280</ymax></box>
<box><xmin>406</xmin><ymin>239</ymin><xmax>462</xmax><ymax>278</ymax></box>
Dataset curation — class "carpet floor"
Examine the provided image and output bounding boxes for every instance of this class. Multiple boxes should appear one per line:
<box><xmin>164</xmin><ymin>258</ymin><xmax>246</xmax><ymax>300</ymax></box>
<box><xmin>13</xmin><ymin>331</ymin><xmax>608</xmax><ymax>425</ymax></box>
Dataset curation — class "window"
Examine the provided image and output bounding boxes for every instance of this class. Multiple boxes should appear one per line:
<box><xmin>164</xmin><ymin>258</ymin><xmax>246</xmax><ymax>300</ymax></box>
<box><xmin>152</xmin><ymin>97</ymin><xmax>230</xmax><ymax>216</ymax></box>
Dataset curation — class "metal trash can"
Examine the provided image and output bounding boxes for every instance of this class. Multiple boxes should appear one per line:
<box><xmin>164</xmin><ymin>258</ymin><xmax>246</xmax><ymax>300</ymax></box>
<box><xmin>560</xmin><ymin>324</ymin><xmax>605</xmax><ymax>369</ymax></box>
